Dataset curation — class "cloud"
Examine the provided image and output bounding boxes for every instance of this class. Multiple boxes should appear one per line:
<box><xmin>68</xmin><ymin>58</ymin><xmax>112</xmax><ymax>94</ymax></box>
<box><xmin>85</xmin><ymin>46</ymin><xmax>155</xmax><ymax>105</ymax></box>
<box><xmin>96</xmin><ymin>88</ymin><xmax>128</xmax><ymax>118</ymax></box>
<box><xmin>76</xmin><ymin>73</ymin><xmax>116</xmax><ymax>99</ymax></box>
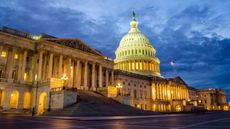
<box><xmin>1</xmin><ymin>0</ymin><xmax>230</xmax><ymax>100</ymax></box>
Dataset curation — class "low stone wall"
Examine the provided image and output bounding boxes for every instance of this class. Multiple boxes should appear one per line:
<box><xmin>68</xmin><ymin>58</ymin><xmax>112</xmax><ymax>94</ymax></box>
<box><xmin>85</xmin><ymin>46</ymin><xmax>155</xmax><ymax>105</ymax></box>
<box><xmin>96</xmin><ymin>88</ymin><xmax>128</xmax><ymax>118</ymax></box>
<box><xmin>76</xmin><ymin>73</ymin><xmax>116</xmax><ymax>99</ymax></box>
<box><xmin>50</xmin><ymin>90</ymin><xmax>77</xmax><ymax>111</ymax></box>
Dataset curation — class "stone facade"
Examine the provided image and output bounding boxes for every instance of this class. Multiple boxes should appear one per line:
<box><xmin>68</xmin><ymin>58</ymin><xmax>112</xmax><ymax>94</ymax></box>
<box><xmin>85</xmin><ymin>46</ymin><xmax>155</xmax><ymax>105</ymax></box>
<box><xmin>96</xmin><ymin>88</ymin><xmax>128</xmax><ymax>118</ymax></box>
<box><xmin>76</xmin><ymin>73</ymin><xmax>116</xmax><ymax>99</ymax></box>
<box><xmin>113</xmin><ymin>70</ymin><xmax>189</xmax><ymax>112</ymax></box>
<box><xmin>0</xmin><ymin>27</ymin><xmax>114</xmax><ymax>114</ymax></box>
<box><xmin>50</xmin><ymin>90</ymin><xmax>77</xmax><ymax>110</ymax></box>
<box><xmin>197</xmin><ymin>88</ymin><xmax>228</xmax><ymax>110</ymax></box>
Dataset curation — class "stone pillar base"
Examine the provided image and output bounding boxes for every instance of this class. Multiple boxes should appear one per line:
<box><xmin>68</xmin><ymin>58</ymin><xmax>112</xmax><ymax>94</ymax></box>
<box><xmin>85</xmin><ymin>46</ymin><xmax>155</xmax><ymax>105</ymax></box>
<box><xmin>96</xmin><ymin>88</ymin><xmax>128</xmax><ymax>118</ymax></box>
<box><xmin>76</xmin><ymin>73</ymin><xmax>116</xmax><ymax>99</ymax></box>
<box><xmin>7</xmin><ymin>79</ymin><xmax>13</xmax><ymax>82</ymax></box>
<box><xmin>84</xmin><ymin>87</ymin><xmax>89</xmax><ymax>90</ymax></box>
<box><xmin>91</xmin><ymin>87</ymin><xmax>97</xmax><ymax>91</ymax></box>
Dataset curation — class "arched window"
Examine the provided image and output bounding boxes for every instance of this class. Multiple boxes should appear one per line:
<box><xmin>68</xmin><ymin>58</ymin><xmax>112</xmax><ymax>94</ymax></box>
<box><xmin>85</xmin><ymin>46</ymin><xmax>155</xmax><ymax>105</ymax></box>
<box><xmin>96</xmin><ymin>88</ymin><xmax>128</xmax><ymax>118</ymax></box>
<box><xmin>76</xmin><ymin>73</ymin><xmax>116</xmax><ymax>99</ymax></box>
<box><xmin>0</xmin><ymin>89</ymin><xmax>5</xmax><ymax>107</ymax></box>
<box><xmin>38</xmin><ymin>92</ymin><xmax>47</xmax><ymax>115</ymax></box>
<box><xmin>10</xmin><ymin>90</ymin><xmax>19</xmax><ymax>109</ymax></box>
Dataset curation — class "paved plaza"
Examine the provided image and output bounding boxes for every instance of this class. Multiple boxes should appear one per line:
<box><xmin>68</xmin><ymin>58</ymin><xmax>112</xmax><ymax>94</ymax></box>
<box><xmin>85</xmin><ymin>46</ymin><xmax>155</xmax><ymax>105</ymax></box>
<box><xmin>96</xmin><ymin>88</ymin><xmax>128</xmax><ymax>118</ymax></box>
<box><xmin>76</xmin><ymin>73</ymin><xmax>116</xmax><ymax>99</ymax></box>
<box><xmin>1</xmin><ymin>111</ymin><xmax>230</xmax><ymax>129</ymax></box>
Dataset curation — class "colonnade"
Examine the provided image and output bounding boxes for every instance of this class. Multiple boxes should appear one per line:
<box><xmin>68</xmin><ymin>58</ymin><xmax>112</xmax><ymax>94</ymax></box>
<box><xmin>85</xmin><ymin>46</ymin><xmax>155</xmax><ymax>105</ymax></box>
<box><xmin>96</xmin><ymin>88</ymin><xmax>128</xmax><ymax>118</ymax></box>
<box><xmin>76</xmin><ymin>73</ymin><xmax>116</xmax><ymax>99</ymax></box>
<box><xmin>0</xmin><ymin>46</ymin><xmax>33</xmax><ymax>83</ymax></box>
<box><xmin>152</xmin><ymin>83</ymin><xmax>189</xmax><ymax>101</ymax></box>
<box><xmin>0</xmin><ymin>45</ymin><xmax>114</xmax><ymax>90</ymax></box>
<box><xmin>36</xmin><ymin>50</ymin><xmax>114</xmax><ymax>90</ymax></box>
<box><xmin>115</xmin><ymin>60</ymin><xmax>160</xmax><ymax>73</ymax></box>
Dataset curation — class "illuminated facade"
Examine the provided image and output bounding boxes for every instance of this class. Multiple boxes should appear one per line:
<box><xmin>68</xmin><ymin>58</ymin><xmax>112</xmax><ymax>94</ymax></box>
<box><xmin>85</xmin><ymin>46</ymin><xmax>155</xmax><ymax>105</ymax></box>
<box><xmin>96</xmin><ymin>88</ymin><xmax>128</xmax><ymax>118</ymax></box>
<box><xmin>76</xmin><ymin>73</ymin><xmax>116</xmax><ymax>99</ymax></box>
<box><xmin>197</xmin><ymin>88</ymin><xmax>228</xmax><ymax>111</ymax></box>
<box><xmin>115</xmin><ymin>12</ymin><xmax>160</xmax><ymax>77</ymax></box>
<box><xmin>0</xmin><ymin>27</ymin><xmax>114</xmax><ymax>114</ymax></box>
<box><xmin>114</xmin><ymin>13</ymin><xmax>226</xmax><ymax>112</ymax></box>
<box><xmin>0</xmin><ymin>12</ymin><xmax>228</xmax><ymax>114</ymax></box>
<box><xmin>114</xmin><ymin>13</ymin><xmax>190</xmax><ymax>112</ymax></box>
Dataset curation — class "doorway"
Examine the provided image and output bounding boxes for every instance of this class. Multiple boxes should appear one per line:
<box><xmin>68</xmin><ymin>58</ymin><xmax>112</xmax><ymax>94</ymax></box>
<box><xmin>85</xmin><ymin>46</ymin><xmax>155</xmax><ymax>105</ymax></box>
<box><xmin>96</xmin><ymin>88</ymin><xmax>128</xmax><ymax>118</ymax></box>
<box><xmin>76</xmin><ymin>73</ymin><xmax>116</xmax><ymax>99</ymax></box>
<box><xmin>38</xmin><ymin>92</ymin><xmax>47</xmax><ymax>114</ymax></box>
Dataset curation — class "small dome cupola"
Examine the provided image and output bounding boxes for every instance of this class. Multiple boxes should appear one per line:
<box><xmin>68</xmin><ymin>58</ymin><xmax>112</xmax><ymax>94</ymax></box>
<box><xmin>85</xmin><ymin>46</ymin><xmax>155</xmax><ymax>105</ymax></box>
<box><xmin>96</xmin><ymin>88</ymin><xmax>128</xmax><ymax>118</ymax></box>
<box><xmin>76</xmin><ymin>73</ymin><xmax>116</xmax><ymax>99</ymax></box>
<box><xmin>129</xmin><ymin>11</ymin><xmax>139</xmax><ymax>33</ymax></box>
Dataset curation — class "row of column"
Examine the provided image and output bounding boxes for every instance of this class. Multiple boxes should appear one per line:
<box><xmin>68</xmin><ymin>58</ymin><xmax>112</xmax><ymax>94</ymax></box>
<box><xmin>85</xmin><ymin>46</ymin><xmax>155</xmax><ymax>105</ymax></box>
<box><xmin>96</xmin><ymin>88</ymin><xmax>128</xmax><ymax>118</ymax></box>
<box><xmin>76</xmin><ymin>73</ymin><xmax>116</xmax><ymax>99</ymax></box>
<box><xmin>152</xmin><ymin>83</ymin><xmax>189</xmax><ymax>101</ymax></box>
<box><xmin>115</xmin><ymin>60</ymin><xmax>160</xmax><ymax>72</ymax></box>
<box><xmin>37</xmin><ymin>50</ymin><xmax>114</xmax><ymax>90</ymax></box>
<box><xmin>0</xmin><ymin>46</ymin><xmax>29</xmax><ymax>83</ymax></box>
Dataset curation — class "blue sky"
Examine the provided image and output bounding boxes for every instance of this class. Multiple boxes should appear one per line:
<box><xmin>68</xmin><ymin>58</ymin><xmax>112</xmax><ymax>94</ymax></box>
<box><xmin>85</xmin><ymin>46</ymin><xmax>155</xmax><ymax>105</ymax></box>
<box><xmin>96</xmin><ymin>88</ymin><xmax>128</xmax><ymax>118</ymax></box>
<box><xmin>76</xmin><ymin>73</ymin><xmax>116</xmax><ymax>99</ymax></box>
<box><xmin>1</xmin><ymin>0</ymin><xmax>230</xmax><ymax>100</ymax></box>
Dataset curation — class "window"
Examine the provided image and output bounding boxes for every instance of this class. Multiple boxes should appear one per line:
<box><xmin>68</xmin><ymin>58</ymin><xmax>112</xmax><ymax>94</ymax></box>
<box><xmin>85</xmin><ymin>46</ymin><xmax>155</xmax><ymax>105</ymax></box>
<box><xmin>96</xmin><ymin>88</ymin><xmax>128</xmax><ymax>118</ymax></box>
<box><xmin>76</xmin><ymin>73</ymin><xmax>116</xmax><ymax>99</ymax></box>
<box><xmin>1</xmin><ymin>51</ymin><xmax>6</xmax><ymax>57</ymax></box>
<box><xmin>14</xmin><ymin>54</ymin><xmax>18</xmax><ymax>59</ymax></box>
<box><xmin>0</xmin><ymin>70</ymin><xmax>3</xmax><ymax>78</ymax></box>
<box><xmin>134</xmin><ymin>90</ymin><xmax>137</xmax><ymax>98</ymax></box>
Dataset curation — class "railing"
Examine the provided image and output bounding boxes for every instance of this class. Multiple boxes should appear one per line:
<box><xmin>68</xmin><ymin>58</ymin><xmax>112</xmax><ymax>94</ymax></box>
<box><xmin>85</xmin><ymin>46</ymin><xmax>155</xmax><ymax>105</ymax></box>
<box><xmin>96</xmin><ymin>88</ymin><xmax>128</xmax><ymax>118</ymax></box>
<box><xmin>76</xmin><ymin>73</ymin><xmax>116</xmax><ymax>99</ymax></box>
<box><xmin>37</xmin><ymin>80</ymin><xmax>50</xmax><ymax>87</ymax></box>
<box><xmin>0</xmin><ymin>77</ymin><xmax>33</xmax><ymax>86</ymax></box>
<box><xmin>0</xmin><ymin>78</ymin><xmax>7</xmax><ymax>82</ymax></box>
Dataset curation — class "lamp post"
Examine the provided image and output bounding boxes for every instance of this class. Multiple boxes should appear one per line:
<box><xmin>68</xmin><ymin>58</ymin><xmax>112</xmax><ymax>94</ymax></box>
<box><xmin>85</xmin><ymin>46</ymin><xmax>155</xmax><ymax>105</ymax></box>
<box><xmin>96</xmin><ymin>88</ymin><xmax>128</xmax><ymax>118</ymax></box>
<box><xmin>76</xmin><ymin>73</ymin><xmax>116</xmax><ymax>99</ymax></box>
<box><xmin>61</xmin><ymin>74</ymin><xmax>68</xmax><ymax>89</ymax></box>
<box><xmin>116</xmin><ymin>83</ymin><xmax>122</xmax><ymax>96</ymax></box>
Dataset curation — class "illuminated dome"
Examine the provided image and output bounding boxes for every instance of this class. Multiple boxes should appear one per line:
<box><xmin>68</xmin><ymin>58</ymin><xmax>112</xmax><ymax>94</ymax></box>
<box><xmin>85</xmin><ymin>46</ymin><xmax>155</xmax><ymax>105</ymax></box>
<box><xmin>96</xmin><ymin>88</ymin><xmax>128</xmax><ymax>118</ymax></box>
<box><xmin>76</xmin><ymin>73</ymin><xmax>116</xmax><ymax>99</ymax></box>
<box><xmin>114</xmin><ymin>12</ymin><xmax>161</xmax><ymax>76</ymax></box>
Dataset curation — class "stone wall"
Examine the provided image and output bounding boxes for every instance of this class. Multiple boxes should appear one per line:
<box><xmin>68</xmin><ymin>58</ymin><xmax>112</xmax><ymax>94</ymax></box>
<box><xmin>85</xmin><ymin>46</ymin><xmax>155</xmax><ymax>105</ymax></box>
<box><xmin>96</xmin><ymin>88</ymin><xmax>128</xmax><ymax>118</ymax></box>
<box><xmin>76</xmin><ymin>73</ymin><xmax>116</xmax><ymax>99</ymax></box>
<box><xmin>50</xmin><ymin>90</ymin><xmax>77</xmax><ymax>111</ymax></box>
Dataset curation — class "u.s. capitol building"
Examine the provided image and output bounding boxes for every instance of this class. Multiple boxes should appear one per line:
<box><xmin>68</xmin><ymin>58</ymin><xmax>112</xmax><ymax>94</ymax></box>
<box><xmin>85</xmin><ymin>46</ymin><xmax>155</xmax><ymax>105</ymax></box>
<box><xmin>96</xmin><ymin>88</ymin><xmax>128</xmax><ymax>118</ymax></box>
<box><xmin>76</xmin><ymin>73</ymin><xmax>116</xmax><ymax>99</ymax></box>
<box><xmin>0</xmin><ymin>13</ymin><xmax>228</xmax><ymax>114</ymax></box>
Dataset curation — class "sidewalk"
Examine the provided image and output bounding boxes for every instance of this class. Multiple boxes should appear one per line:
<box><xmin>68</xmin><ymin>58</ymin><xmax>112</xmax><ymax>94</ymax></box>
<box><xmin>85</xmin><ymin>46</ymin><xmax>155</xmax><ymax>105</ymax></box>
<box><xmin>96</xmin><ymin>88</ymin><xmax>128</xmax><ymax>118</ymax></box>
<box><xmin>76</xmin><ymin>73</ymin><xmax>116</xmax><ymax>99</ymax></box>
<box><xmin>41</xmin><ymin>114</ymin><xmax>183</xmax><ymax>121</ymax></box>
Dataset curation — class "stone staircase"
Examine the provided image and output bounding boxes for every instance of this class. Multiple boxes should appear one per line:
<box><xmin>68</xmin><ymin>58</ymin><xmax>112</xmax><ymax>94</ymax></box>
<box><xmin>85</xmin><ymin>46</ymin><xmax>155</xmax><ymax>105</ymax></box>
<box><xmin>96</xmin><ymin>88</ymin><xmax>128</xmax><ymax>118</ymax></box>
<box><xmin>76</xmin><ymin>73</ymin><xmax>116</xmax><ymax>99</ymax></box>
<box><xmin>46</xmin><ymin>90</ymin><xmax>157</xmax><ymax>116</ymax></box>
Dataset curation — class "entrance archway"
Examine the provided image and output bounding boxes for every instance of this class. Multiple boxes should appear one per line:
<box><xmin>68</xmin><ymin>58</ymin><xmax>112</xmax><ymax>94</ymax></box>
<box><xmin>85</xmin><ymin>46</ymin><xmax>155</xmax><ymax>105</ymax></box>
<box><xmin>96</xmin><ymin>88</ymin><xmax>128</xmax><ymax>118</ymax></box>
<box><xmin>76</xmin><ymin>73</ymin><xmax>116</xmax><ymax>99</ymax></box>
<box><xmin>38</xmin><ymin>92</ymin><xmax>47</xmax><ymax>115</ymax></box>
<box><xmin>0</xmin><ymin>90</ymin><xmax>5</xmax><ymax>107</ymax></box>
<box><xmin>10</xmin><ymin>90</ymin><xmax>19</xmax><ymax>109</ymax></box>
<box><xmin>23</xmin><ymin>92</ymin><xmax>31</xmax><ymax>109</ymax></box>
<box><xmin>175</xmin><ymin>105</ymin><xmax>182</xmax><ymax>112</ymax></box>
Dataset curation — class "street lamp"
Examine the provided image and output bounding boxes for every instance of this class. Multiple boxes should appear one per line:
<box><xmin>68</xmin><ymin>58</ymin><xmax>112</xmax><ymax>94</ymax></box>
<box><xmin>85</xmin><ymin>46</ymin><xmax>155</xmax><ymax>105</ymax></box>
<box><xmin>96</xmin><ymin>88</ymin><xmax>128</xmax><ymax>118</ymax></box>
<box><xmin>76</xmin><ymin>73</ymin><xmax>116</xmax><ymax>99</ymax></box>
<box><xmin>116</xmin><ymin>83</ymin><xmax>122</xmax><ymax>96</ymax></box>
<box><xmin>61</xmin><ymin>74</ymin><xmax>68</xmax><ymax>89</ymax></box>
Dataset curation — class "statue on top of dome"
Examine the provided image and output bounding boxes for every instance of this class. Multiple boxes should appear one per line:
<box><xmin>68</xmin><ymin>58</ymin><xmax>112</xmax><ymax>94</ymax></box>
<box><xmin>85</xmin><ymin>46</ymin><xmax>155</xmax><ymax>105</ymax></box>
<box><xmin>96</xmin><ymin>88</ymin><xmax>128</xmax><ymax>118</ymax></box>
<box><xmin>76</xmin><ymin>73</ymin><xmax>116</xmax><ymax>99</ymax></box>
<box><xmin>132</xmin><ymin>11</ymin><xmax>136</xmax><ymax>21</ymax></box>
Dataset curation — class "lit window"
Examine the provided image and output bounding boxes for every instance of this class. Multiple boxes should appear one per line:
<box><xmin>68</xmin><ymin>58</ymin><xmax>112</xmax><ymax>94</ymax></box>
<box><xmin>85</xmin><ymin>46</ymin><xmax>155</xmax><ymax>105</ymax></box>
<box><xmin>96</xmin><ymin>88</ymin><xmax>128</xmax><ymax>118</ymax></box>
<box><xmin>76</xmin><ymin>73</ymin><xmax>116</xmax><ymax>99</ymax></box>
<box><xmin>14</xmin><ymin>54</ymin><xmax>18</xmax><ymax>59</ymax></box>
<box><xmin>24</xmin><ymin>73</ymin><xmax>27</xmax><ymax>81</ymax></box>
<box><xmin>1</xmin><ymin>51</ymin><xmax>6</xmax><ymax>57</ymax></box>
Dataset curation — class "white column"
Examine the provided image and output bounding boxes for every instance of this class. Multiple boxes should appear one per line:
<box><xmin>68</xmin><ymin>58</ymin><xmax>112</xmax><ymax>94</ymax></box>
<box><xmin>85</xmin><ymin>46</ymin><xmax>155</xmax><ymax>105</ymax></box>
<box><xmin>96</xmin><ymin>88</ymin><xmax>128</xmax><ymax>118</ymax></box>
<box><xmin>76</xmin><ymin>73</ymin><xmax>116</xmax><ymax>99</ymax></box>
<box><xmin>99</xmin><ymin>64</ymin><xmax>103</xmax><ymax>88</ymax></box>
<box><xmin>91</xmin><ymin>63</ymin><xmax>96</xmax><ymax>90</ymax></box>
<box><xmin>83</xmin><ymin>61</ymin><xmax>88</xmax><ymax>90</ymax></box>
<box><xmin>48</xmin><ymin>53</ymin><xmax>53</xmax><ymax>79</ymax></box>
<box><xmin>37</xmin><ymin>51</ymin><xmax>43</xmax><ymax>81</ymax></box>
<box><xmin>7</xmin><ymin>48</ymin><xmax>15</xmax><ymax>81</ymax></box>
<box><xmin>111</xmin><ymin>70</ymin><xmax>114</xmax><ymax>85</ymax></box>
<box><xmin>17</xmin><ymin>53</ymin><xmax>23</xmax><ymax>81</ymax></box>
<box><xmin>58</xmin><ymin>55</ymin><xmax>63</xmax><ymax>78</ymax></box>
<box><xmin>31</xmin><ymin>53</ymin><xmax>37</xmax><ymax>83</ymax></box>
<box><xmin>67</xmin><ymin>58</ymin><xmax>72</xmax><ymax>88</ymax></box>
<box><xmin>42</xmin><ymin>54</ymin><xmax>47</xmax><ymax>80</ymax></box>
<box><xmin>73</xmin><ymin>61</ymin><xmax>78</xmax><ymax>88</ymax></box>
<box><xmin>76</xmin><ymin>60</ymin><xmax>81</xmax><ymax>89</ymax></box>
<box><xmin>105</xmin><ymin>69</ymin><xmax>109</xmax><ymax>86</ymax></box>
<box><xmin>20</xmin><ymin>50</ymin><xmax>27</xmax><ymax>82</ymax></box>
<box><xmin>0</xmin><ymin>45</ymin><xmax>3</xmax><ymax>57</ymax></box>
